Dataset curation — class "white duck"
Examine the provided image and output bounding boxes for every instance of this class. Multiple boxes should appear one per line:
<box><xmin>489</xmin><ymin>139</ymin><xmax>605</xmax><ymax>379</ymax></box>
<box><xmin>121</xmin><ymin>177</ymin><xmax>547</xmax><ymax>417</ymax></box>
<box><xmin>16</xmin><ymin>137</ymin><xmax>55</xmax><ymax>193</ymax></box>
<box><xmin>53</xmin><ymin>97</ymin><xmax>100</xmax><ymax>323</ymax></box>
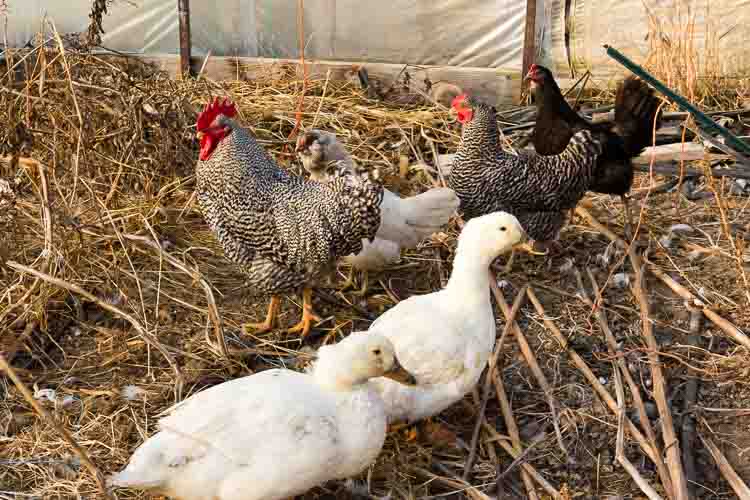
<box><xmin>296</xmin><ymin>129</ymin><xmax>459</xmax><ymax>294</ymax></box>
<box><xmin>108</xmin><ymin>331</ymin><xmax>414</xmax><ymax>500</ymax></box>
<box><xmin>368</xmin><ymin>211</ymin><xmax>526</xmax><ymax>423</ymax></box>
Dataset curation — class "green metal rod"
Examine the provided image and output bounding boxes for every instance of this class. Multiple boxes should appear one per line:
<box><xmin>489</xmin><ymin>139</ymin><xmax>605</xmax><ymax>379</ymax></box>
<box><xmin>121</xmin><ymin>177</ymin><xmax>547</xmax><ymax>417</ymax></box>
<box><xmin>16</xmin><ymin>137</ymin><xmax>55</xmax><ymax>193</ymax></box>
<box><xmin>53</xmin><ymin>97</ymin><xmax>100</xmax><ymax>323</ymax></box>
<box><xmin>604</xmin><ymin>44</ymin><xmax>750</xmax><ymax>158</ymax></box>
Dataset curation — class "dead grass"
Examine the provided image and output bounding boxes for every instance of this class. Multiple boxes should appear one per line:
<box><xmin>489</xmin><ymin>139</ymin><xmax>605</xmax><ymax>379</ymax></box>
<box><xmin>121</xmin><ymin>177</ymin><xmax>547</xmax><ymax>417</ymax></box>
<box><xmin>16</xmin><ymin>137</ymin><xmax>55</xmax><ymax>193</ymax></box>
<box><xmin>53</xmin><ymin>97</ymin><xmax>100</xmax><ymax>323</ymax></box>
<box><xmin>1</xmin><ymin>41</ymin><xmax>749</xmax><ymax>500</ymax></box>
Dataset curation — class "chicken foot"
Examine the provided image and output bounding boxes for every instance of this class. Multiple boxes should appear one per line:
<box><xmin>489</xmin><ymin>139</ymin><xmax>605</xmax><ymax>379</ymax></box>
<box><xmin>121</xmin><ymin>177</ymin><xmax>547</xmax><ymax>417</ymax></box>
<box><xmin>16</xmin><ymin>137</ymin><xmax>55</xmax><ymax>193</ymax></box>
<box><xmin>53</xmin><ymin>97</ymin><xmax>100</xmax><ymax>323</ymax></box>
<box><xmin>339</xmin><ymin>266</ymin><xmax>370</xmax><ymax>296</ymax></box>
<box><xmin>242</xmin><ymin>296</ymin><xmax>281</xmax><ymax>335</ymax></box>
<box><xmin>287</xmin><ymin>288</ymin><xmax>322</xmax><ymax>339</ymax></box>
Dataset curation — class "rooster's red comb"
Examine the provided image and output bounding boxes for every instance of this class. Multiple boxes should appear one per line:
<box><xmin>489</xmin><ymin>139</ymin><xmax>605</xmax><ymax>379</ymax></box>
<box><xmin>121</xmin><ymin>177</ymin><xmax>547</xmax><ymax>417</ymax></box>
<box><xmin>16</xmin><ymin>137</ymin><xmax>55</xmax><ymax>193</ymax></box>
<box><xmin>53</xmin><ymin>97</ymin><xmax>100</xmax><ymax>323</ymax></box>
<box><xmin>196</xmin><ymin>97</ymin><xmax>237</xmax><ymax>131</ymax></box>
<box><xmin>451</xmin><ymin>94</ymin><xmax>468</xmax><ymax>109</ymax></box>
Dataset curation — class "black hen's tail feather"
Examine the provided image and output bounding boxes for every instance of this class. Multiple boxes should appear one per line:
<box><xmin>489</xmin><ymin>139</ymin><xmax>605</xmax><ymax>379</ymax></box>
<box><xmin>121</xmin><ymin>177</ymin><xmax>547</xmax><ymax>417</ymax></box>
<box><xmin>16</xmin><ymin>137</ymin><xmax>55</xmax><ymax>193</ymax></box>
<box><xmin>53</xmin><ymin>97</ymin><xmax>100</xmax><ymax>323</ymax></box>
<box><xmin>613</xmin><ymin>76</ymin><xmax>663</xmax><ymax>158</ymax></box>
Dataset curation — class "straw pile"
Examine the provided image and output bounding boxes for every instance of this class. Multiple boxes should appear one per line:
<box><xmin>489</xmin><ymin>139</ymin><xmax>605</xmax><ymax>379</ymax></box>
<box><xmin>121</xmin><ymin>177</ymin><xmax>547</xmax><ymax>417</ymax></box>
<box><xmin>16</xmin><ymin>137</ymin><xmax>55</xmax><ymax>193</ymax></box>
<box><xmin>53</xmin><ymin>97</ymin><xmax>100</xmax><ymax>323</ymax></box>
<box><xmin>1</xmin><ymin>44</ymin><xmax>749</xmax><ymax>500</ymax></box>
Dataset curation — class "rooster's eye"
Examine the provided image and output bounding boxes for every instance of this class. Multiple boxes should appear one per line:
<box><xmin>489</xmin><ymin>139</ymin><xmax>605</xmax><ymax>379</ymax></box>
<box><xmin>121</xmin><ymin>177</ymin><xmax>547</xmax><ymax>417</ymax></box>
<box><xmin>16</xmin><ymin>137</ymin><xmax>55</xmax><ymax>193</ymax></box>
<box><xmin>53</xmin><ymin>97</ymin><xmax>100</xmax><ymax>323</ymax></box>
<box><xmin>500</xmin><ymin>226</ymin><xmax>507</xmax><ymax>232</ymax></box>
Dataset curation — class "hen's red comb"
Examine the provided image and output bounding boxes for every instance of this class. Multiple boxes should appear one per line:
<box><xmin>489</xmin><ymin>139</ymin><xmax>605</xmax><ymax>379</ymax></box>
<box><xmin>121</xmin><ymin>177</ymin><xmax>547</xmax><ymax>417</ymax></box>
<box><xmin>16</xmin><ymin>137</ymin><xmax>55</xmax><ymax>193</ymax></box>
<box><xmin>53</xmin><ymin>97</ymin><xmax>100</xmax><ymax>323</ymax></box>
<box><xmin>451</xmin><ymin>94</ymin><xmax>468</xmax><ymax>109</ymax></box>
<box><xmin>196</xmin><ymin>97</ymin><xmax>237</xmax><ymax>131</ymax></box>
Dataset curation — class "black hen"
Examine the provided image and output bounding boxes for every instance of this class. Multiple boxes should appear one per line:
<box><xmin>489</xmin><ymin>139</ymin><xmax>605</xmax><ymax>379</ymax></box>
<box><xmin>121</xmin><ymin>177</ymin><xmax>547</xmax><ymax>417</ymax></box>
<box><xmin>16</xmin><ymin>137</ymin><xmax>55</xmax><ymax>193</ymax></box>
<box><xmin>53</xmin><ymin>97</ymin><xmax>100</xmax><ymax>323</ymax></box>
<box><xmin>527</xmin><ymin>64</ymin><xmax>663</xmax><ymax>236</ymax></box>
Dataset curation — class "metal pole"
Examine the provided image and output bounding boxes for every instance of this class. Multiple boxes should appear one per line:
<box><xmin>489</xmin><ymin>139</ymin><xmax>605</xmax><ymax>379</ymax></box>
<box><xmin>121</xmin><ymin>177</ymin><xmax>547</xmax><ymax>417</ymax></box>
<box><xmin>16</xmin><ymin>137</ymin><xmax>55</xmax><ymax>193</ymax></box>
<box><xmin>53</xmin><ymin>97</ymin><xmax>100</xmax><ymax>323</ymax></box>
<box><xmin>520</xmin><ymin>0</ymin><xmax>537</xmax><ymax>103</ymax></box>
<box><xmin>178</xmin><ymin>0</ymin><xmax>191</xmax><ymax>79</ymax></box>
<box><xmin>604</xmin><ymin>44</ymin><xmax>750</xmax><ymax>157</ymax></box>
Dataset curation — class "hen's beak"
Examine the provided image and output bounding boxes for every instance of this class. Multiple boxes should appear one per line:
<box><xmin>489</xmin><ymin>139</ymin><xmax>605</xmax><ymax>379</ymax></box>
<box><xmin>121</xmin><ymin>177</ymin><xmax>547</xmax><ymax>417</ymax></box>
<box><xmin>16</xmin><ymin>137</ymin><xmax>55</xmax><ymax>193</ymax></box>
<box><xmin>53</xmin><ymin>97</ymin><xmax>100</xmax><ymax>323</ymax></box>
<box><xmin>511</xmin><ymin>227</ymin><xmax>547</xmax><ymax>255</ymax></box>
<box><xmin>381</xmin><ymin>358</ymin><xmax>417</xmax><ymax>386</ymax></box>
<box><xmin>196</xmin><ymin>131</ymin><xmax>205</xmax><ymax>140</ymax></box>
<box><xmin>513</xmin><ymin>241</ymin><xmax>548</xmax><ymax>256</ymax></box>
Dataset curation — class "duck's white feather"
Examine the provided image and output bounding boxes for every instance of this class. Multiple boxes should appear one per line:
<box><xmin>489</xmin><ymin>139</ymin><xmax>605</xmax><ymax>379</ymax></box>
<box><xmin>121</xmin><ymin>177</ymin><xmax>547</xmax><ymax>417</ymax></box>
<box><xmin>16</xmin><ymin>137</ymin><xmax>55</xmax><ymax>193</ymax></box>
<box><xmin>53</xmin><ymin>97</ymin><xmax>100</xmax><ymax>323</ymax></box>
<box><xmin>368</xmin><ymin>212</ymin><xmax>525</xmax><ymax>423</ymax></box>
<box><xmin>109</xmin><ymin>332</ymin><xmax>394</xmax><ymax>500</ymax></box>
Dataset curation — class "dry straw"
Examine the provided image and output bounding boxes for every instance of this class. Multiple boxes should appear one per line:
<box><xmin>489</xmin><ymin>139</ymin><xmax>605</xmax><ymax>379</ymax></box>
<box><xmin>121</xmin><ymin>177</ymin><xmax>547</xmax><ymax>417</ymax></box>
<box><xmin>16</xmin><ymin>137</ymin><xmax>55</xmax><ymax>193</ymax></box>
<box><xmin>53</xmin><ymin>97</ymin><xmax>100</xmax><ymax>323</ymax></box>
<box><xmin>1</xmin><ymin>16</ymin><xmax>749</xmax><ymax>500</ymax></box>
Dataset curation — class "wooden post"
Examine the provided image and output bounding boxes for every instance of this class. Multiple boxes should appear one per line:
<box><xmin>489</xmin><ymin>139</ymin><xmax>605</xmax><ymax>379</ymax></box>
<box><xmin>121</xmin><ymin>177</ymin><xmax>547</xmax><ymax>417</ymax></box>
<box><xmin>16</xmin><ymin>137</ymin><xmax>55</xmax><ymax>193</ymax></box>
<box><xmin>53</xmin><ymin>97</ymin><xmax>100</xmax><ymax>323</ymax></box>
<box><xmin>178</xmin><ymin>0</ymin><xmax>191</xmax><ymax>79</ymax></box>
<box><xmin>520</xmin><ymin>0</ymin><xmax>537</xmax><ymax>103</ymax></box>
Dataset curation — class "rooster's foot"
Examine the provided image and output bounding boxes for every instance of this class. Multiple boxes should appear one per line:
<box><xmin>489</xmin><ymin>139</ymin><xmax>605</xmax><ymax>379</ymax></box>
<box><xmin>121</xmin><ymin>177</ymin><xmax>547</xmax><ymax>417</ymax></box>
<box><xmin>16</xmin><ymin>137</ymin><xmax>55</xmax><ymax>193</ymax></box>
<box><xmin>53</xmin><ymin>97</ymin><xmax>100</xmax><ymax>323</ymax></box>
<box><xmin>242</xmin><ymin>296</ymin><xmax>281</xmax><ymax>335</ymax></box>
<box><xmin>287</xmin><ymin>288</ymin><xmax>322</xmax><ymax>339</ymax></box>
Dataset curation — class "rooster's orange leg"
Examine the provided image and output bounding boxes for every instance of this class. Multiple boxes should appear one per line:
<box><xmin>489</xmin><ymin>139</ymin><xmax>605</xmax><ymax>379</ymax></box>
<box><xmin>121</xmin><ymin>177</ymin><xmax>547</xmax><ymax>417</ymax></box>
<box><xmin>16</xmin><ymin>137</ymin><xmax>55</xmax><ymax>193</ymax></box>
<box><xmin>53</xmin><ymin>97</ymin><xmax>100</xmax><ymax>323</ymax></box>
<box><xmin>242</xmin><ymin>296</ymin><xmax>281</xmax><ymax>335</ymax></box>
<box><xmin>287</xmin><ymin>288</ymin><xmax>322</xmax><ymax>339</ymax></box>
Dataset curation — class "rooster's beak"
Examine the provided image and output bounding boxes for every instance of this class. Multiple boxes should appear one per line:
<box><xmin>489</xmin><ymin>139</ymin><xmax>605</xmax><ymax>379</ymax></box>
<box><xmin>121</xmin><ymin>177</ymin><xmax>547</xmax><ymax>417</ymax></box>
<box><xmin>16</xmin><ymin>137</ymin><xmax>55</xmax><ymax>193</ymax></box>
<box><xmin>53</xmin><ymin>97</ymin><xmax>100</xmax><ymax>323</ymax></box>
<box><xmin>196</xmin><ymin>131</ymin><xmax>205</xmax><ymax>140</ymax></box>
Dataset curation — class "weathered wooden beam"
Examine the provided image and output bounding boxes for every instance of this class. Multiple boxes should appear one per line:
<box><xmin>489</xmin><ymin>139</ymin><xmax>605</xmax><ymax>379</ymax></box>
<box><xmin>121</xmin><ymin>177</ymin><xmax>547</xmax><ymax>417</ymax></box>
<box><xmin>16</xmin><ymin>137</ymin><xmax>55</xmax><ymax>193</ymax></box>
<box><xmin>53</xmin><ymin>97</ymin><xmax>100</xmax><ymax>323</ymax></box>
<box><xmin>177</xmin><ymin>0</ymin><xmax>191</xmax><ymax>79</ymax></box>
<box><xmin>520</xmin><ymin>0</ymin><xmax>537</xmax><ymax>103</ymax></box>
<box><xmin>133</xmin><ymin>54</ymin><xmax>527</xmax><ymax>106</ymax></box>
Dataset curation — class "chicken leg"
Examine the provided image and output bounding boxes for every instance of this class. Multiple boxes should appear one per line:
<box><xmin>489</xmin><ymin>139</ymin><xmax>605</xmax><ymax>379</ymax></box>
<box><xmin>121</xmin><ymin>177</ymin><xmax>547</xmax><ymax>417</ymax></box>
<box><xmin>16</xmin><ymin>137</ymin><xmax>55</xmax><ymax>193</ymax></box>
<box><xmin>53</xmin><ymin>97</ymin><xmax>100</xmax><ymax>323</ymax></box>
<box><xmin>287</xmin><ymin>288</ymin><xmax>322</xmax><ymax>339</ymax></box>
<box><xmin>242</xmin><ymin>296</ymin><xmax>281</xmax><ymax>335</ymax></box>
<box><xmin>338</xmin><ymin>266</ymin><xmax>371</xmax><ymax>296</ymax></box>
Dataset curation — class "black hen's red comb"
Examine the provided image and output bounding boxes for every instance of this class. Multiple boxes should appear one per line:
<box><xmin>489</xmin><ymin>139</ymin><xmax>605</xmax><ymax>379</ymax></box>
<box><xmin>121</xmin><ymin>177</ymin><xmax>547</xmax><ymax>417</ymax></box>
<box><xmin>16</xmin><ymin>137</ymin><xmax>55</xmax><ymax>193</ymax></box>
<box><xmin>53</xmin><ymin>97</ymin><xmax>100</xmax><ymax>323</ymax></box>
<box><xmin>196</xmin><ymin>97</ymin><xmax>237</xmax><ymax>131</ymax></box>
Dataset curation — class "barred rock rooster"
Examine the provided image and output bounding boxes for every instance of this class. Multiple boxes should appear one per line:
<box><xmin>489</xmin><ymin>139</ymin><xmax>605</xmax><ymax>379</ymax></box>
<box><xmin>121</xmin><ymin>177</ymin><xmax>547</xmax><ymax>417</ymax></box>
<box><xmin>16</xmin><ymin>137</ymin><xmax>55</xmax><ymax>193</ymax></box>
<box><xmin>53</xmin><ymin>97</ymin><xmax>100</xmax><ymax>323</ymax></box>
<box><xmin>195</xmin><ymin>98</ymin><xmax>383</xmax><ymax>338</ymax></box>
<box><xmin>296</xmin><ymin>129</ymin><xmax>459</xmax><ymax>295</ymax></box>
<box><xmin>526</xmin><ymin>64</ymin><xmax>663</xmax><ymax>237</ymax></box>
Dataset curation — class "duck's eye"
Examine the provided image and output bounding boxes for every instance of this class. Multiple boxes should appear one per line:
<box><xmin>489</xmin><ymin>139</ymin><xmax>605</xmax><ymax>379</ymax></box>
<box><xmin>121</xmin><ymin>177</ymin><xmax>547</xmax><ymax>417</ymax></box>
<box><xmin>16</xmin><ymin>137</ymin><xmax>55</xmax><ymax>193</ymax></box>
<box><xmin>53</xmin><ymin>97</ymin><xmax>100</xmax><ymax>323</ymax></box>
<box><xmin>500</xmin><ymin>226</ymin><xmax>507</xmax><ymax>232</ymax></box>
<box><xmin>373</xmin><ymin>349</ymin><xmax>381</xmax><ymax>356</ymax></box>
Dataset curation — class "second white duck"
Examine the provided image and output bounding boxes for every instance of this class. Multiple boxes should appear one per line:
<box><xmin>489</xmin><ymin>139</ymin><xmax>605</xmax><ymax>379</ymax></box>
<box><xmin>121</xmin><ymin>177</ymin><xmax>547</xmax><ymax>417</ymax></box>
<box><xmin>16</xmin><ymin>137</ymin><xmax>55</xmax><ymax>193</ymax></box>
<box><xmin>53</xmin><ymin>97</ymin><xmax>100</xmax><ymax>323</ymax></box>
<box><xmin>368</xmin><ymin>211</ymin><xmax>526</xmax><ymax>423</ymax></box>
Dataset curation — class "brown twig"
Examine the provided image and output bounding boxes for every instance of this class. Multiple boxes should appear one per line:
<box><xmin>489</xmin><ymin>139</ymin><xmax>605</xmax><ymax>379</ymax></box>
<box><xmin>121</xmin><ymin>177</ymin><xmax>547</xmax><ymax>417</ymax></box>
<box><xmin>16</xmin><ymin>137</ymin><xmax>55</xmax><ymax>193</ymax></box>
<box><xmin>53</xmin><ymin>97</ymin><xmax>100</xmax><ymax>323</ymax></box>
<box><xmin>6</xmin><ymin>260</ymin><xmax>184</xmax><ymax>398</ymax></box>
<box><xmin>575</xmin><ymin>267</ymin><xmax>674</xmax><ymax>498</ymax></box>
<box><xmin>463</xmin><ymin>286</ymin><xmax>527</xmax><ymax>481</ymax></box>
<box><xmin>628</xmin><ymin>243</ymin><xmax>690</xmax><ymax>499</ymax></box>
<box><xmin>411</xmin><ymin>464</ymin><xmax>493</xmax><ymax>500</ymax></box>
<box><xmin>489</xmin><ymin>276</ymin><xmax>569</xmax><ymax>459</ymax></box>
<box><xmin>126</xmin><ymin>225</ymin><xmax>228</xmax><ymax>360</ymax></box>
<box><xmin>482</xmin><ymin>423</ymin><xmax>561</xmax><ymax>499</ymax></box>
<box><xmin>0</xmin><ymin>353</ymin><xmax>114</xmax><ymax>499</ymax></box>
<box><xmin>699</xmin><ymin>433</ymin><xmax>750</xmax><ymax>499</ymax></box>
<box><xmin>646</xmin><ymin>260</ymin><xmax>750</xmax><ymax>351</ymax></box>
<box><xmin>48</xmin><ymin>19</ymin><xmax>83</xmax><ymax>204</ymax></box>
<box><xmin>682</xmin><ymin>304</ymin><xmax>703</xmax><ymax>498</ymax></box>
<box><xmin>0</xmin><ymin>158</ymin><xmax>52</xmax><ymax>333</ymax></box>
<box><xmin>612</xmin><ymin>352</ymin><xmax>665</xmax><ymax>500</ymax></box>
<box><xmin>525</xmin><ymin>287</ymin><xmax>659</xmax><ymax>463</ymax></box>
<box><xmin>493</xmin><ymin>369</ymin><xmax>540</xmax><ymax>499</ymax></box>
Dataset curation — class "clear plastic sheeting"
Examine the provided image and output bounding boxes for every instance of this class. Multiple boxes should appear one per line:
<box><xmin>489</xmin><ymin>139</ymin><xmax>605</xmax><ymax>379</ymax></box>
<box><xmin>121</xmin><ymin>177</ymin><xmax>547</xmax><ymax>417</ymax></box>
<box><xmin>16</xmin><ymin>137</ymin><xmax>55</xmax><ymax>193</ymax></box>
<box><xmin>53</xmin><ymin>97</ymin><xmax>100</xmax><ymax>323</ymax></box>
<box><xmin>3</xmin><ymin>0</ymin><xmax>526</xmax><ymax>69</ymax></box>
<box><xmin>6</xmin><ymin>0</ymin><xmax>750</xmax><ymax>77</ymax></box>
<box><xmin>4</xmin><ymin>0</ymin><xmax>179</xmax><ymax>53</ymax></box>
<box><xmin>540</xmin><ymin>0</ymin><xmax>750</xmax><ymax>79</ymax></box>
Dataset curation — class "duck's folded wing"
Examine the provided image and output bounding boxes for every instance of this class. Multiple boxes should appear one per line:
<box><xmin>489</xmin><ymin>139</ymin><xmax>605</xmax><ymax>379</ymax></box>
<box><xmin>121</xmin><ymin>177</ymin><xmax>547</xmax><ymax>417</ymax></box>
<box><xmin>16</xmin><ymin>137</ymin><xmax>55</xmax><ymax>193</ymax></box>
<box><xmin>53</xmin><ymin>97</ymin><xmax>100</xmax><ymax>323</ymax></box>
<box><xmin>156</xmin><ymin>371</ymin><xmax>340</xmax><ymax>467</ymax></box>
<box><xmin>372</xmin><ymin>298</ymin><xmax>468</xmax><ymax>385</ymax></box>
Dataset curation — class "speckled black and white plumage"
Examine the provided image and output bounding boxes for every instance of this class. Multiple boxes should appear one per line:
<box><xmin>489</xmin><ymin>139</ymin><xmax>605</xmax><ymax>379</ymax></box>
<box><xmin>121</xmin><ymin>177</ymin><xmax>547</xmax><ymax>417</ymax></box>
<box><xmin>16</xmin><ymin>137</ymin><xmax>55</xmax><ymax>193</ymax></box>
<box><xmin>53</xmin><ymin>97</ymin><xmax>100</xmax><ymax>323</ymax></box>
<box><xmin>196</xmin><ymin>115</ymin><xmax>383</xmax><ymax>295</ymax></box>
<box><xmin>447</xmin><ymin>97</ymin><xmax>605</xmax><ymax>241</ymax></box>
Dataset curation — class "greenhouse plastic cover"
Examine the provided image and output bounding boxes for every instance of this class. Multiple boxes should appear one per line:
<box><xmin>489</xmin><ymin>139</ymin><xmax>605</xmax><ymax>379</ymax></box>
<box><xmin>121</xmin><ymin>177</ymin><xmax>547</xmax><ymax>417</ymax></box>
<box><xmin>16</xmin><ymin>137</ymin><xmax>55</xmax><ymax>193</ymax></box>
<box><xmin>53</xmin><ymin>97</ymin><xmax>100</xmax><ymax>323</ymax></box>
<box><xmin>6</xmin><ymin>0</ymin><xmax>749</xmax><ymax>77</ymax></box>
<box><xmin>4</xmin><ymin>0</ymin><xmax>527</xmax><ymax>69</ymax></box>
<box><xmin>541</xmin><ymin>0</ymin><xmax>750</xmax><ymax>78</ymax></box>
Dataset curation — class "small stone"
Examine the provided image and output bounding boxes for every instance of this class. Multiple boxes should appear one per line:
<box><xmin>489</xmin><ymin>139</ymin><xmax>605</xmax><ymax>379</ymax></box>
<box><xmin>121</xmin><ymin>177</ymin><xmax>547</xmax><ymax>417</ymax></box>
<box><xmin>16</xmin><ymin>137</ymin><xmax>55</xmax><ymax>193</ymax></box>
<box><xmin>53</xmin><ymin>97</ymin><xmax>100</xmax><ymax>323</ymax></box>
<box><xmin>120</xmin><ymin>385</ymin><xmax>147</xmax><ymax>401</ymax></box>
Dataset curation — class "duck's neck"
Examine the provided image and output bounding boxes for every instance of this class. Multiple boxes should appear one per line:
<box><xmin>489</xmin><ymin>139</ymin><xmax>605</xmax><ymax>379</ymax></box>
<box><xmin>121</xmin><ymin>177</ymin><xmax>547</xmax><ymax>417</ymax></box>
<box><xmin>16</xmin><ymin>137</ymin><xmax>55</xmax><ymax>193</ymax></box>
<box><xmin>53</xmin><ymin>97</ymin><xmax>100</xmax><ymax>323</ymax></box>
<box><xmin>446</xmin><ymin>244</ymin><xmax>493</xmax><ymax>301</ymax></box>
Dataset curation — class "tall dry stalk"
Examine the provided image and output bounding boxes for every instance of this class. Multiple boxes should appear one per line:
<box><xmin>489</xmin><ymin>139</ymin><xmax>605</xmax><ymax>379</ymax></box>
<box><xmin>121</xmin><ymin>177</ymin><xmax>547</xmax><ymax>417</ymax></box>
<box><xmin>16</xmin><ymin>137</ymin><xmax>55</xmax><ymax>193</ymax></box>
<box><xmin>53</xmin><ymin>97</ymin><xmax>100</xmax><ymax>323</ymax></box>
<box><xmin>86</xmin><ymin>0</ymin><xmax>110</xmax><ymax>47</ymax></box>
<box><xmin>642</xmin><ymin>0</ymin><xmax>731</xmax><ymax>108</ymax></box>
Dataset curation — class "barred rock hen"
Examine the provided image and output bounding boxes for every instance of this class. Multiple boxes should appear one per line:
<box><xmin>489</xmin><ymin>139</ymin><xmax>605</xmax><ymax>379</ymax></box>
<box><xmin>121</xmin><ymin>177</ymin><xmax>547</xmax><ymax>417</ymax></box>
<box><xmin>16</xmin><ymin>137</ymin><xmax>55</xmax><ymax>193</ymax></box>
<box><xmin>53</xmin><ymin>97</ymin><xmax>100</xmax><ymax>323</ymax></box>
<box><xmin>527</xmin><ymin>64</ymin><xmax>663</xmax><ymax>236</ymax></box>
<box><xmin>448</xmin><ymin>94</ymin><xmax>605</xmax><ymax>270</ymax></box>
<box><xmin>450</xmin><ymin>86</ymin><xmax>659</xmax><ymax>249</ymax></box>
<box><xmin>195</xmin><ymin>98</ymin><xmax>383</xmax><ymax>338</ymax></box>
<box><xmin>296</xmin><ymin>129</ymin><xmax>459</xmax><ymax>294</ymax></box>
